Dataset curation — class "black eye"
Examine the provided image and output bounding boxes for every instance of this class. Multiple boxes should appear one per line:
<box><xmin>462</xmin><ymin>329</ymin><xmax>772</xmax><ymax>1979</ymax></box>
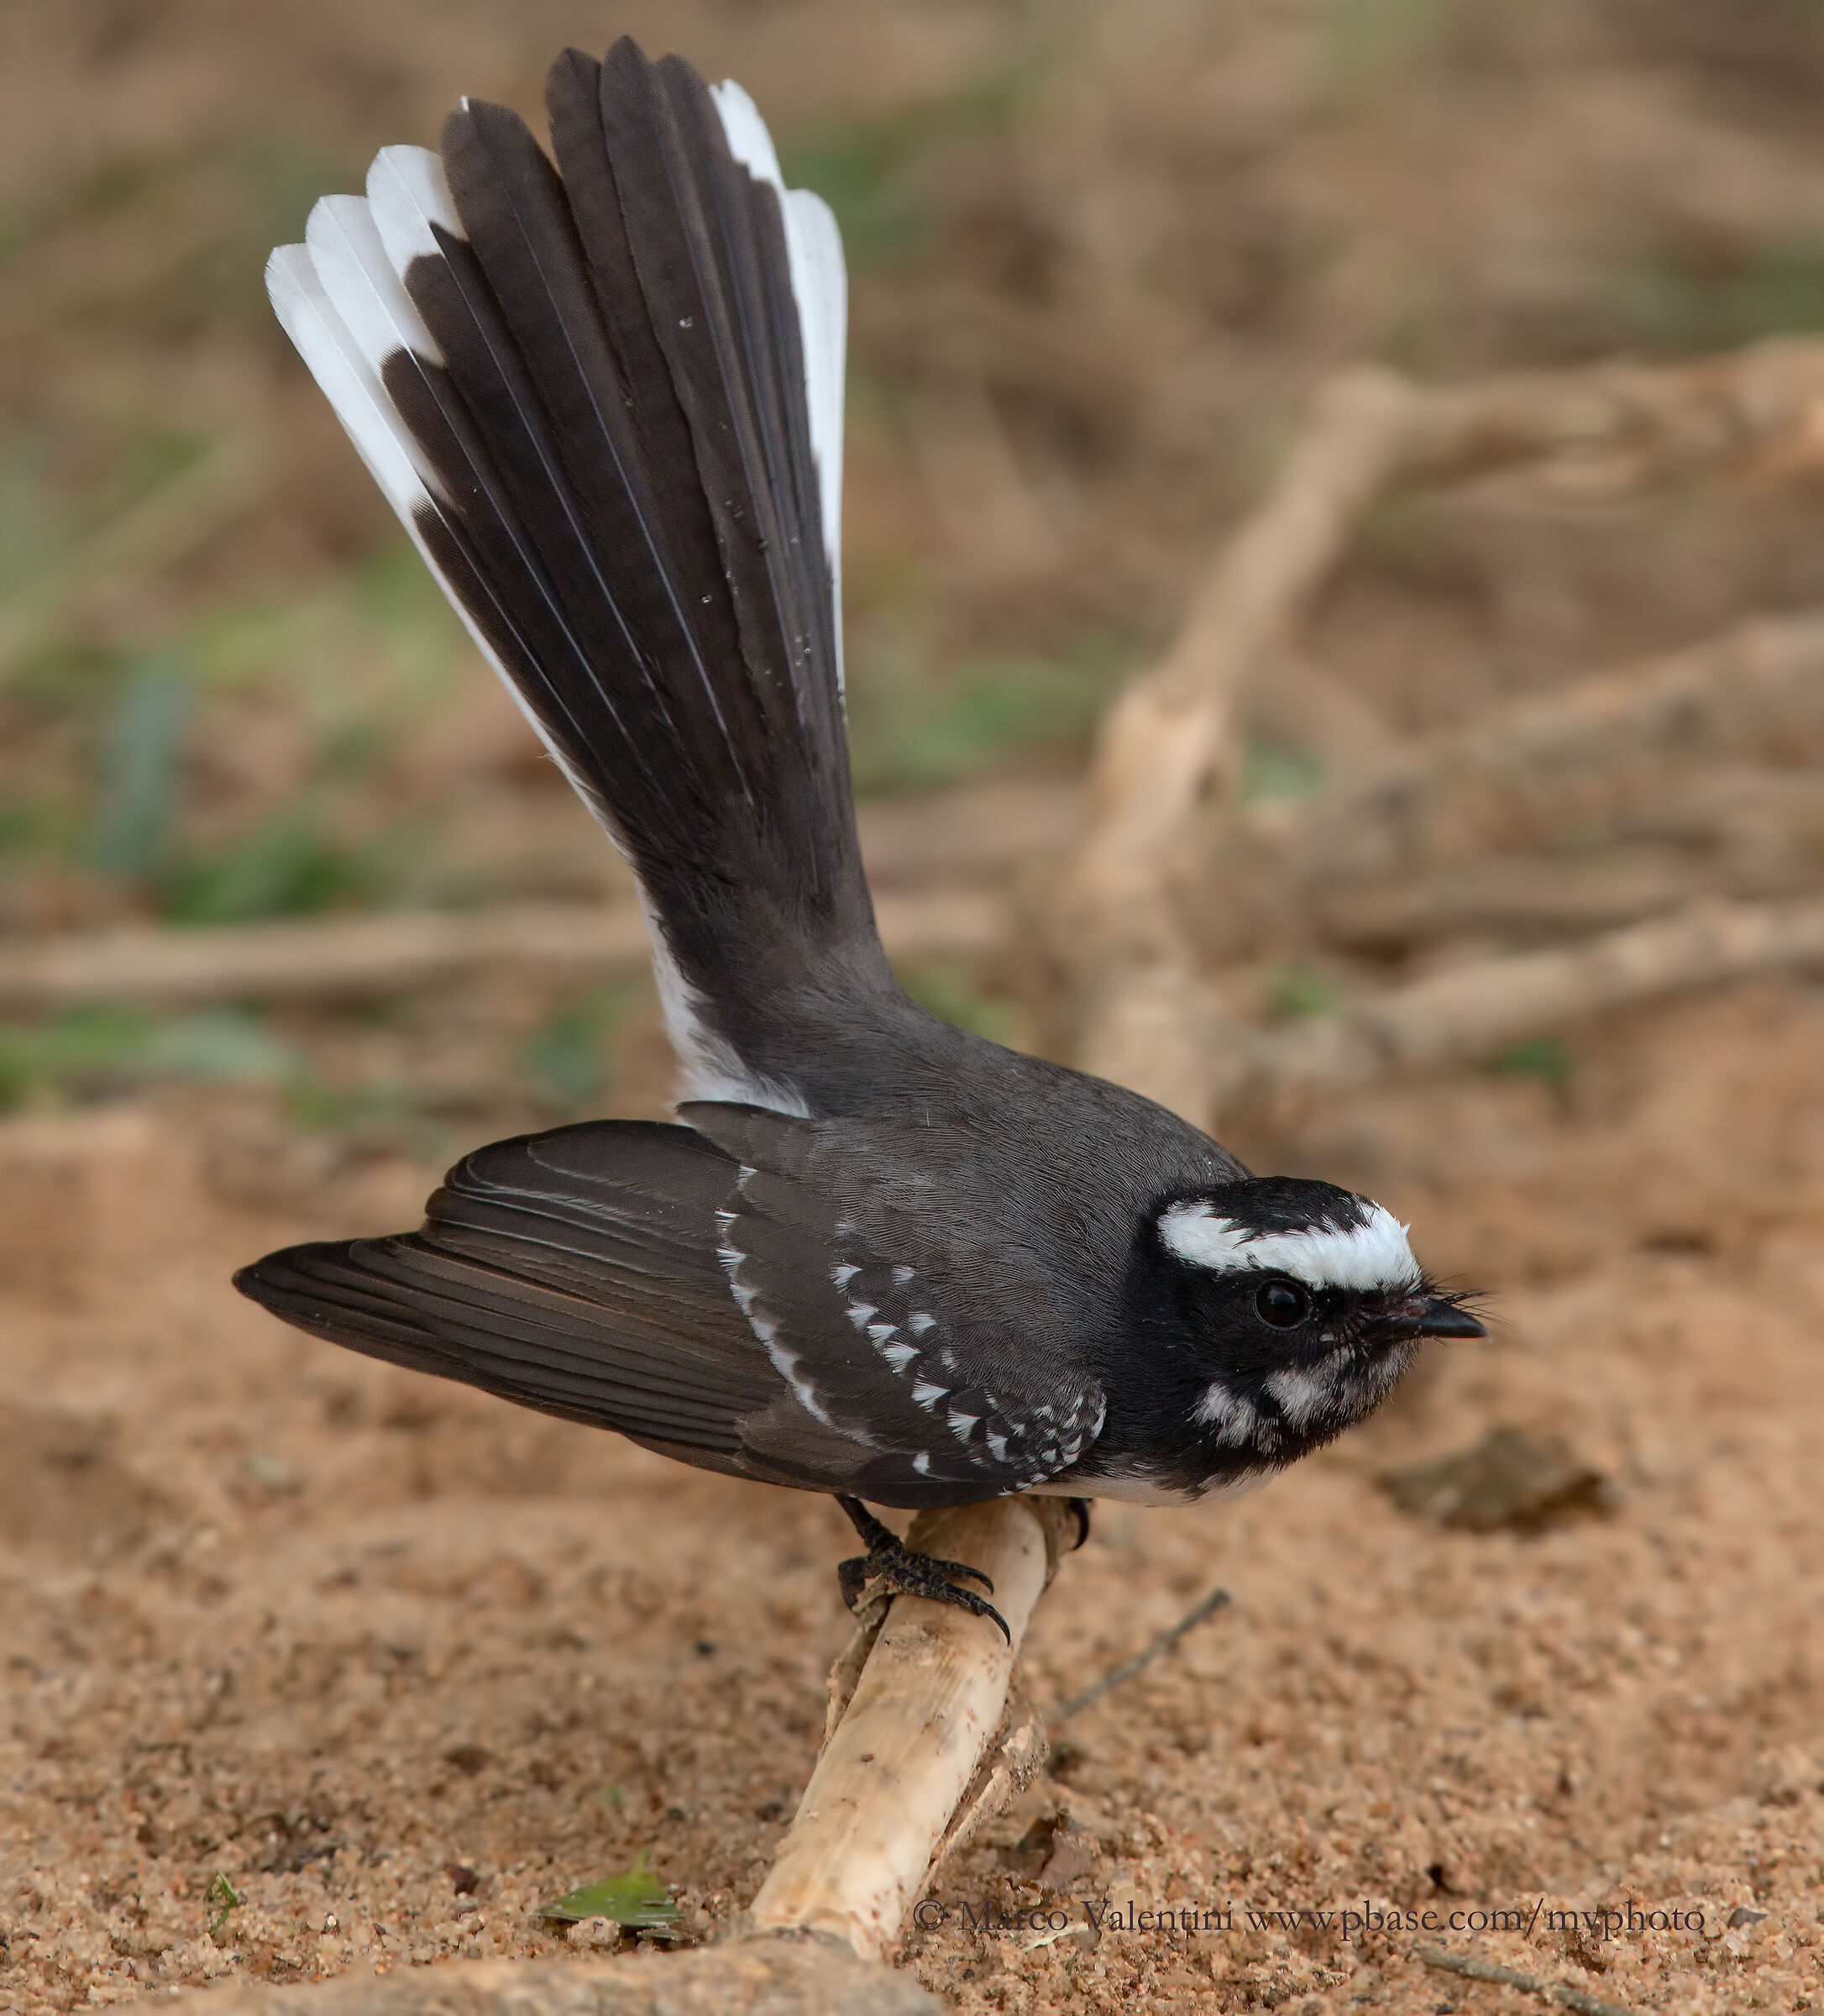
<box><xmin>1255</xmin><ymin>1279</ymin><xmax>1309</xmax><ymax>1328</ymax></box>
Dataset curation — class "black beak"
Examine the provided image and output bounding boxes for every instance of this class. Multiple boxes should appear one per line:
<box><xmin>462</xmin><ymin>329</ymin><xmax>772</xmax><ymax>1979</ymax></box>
<box><xmin>1397</xmin><ymin>1294</ymin><xmax>1487</xmax><ymax>1340</ymax></box>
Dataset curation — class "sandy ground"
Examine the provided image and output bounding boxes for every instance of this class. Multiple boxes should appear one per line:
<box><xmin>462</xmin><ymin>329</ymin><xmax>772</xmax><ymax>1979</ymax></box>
<box><xmin>8</xmin><ymin>4</ymin><xmax>1824</xmax><ymax>2012</ymax></box>
<box><xmin>3</xmin><ymin>979</ymin><xmax>1823</xmax><ymax>2016</ymax></box>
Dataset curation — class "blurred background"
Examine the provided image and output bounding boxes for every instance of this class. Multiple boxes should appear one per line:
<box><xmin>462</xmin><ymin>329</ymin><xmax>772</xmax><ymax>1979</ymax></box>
<box><xmin>7</xmin><ymin>8</ymin><xmax>1824</xmax><ymax>2011</ymax></box>
<box><xmin>9</xmin><ymin>0</ymin><xmax>1824</xmax><ymax>1156</ymax></box>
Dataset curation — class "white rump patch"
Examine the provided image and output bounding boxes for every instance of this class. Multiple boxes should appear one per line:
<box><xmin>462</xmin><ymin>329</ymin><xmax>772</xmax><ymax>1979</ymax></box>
<box><xmin>1160</xmin><ymin>1199</ymin><xmax>1419</xmax><ymax>1294</ymax></box>
<box><xmin>637</xmin><ymin>886</ymin><xmax>811</xmax><ymax>1115</ymax></box>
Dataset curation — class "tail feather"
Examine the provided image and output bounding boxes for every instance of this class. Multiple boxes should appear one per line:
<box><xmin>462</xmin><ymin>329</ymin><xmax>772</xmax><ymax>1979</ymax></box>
<box><xmin>273</xmin><ymin>174</ymin><xmax>619</xmax><ymax>832</ymax></box>
<box><xmin>270</xmin><ymin>37</ymin><xmax>879</xmax><ymax>1112</ymax></box>
<box><xmin>388</xmin><ymin>121</ymin><xmax>696</xmax><ymax>838</ymax></box>
<box><xmin>584</xmin><ymin>50</ymin><xmax>840</xmax><ymax>816</ymax></box>
<box><xmin>709</xmin><ymin>77</ymin><xmax>846</xmax><ymax>680</ymax></box>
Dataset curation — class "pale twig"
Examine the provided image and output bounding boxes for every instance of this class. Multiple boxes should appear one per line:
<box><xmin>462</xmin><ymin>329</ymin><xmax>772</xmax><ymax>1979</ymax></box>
<box><xmin>747</xmin><ymin>1499</ymin><xmax>1074</xmax><ymax>1961</ymax></box>
<box><xmin>1415</xmin><ymin>1943</ymin><xmax>1643</xmax><ymax>2016</ymax></box>
<box><xmin>1051</xmin><ymin>1585</ymin><xmax>1231</xmax><ymax>1722</ymax></box>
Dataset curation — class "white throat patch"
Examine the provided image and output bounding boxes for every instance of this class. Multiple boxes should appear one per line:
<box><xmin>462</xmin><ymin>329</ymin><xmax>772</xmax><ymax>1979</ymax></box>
<box><xmin>1160</xmin><ymin>1199</ymin><xmax>1418</xmax><ymax>1294</ymax></box>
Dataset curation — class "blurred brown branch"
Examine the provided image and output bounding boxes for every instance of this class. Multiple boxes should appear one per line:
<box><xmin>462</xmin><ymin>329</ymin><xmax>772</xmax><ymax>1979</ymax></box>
<box><xmin>1195</xmin><ymin>610</ymin><xmax>1824</xmax><ymax>963</ymax></box>
<box><xmin>1044</xmin><ymin>339</ymin><xmax>1824</xmax><ymax>1126</ymax></box>
<box><xmin>1214</xmin><ymin>894</ymin><xmax>1824</xmax><ymax>1111</ymax></box>
<box><xmin>0</xmin><ymin>887</ymin><xmax>1007</xmax><ymax>1014</ymax></box>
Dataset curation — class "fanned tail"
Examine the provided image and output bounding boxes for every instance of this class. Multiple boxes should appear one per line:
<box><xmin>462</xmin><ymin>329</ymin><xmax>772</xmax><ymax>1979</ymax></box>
<box><xmin>267</xmin><ymin>38</ymin><xmax>874</xmax><ymax>1111</ymax></box>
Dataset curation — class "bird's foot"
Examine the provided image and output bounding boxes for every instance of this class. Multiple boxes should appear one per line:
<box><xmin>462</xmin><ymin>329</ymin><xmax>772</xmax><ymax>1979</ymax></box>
<box><xmin>1067</xmin><ymin>1497</ymin><xmax>1093</xmax><ymax>1549</ymax></box>
<box><xmin>834</xmin><ymin>1495</ymin><xmax>1009</xmax><ymax>1643</ymax></box>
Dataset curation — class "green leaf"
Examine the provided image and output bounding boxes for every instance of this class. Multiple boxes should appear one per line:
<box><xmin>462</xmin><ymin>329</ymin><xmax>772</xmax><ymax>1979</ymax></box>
<box><xmin>160</xmin><ymin>810</ymin><xmax>394</xmax><ymax>923</ymax></box>
<box><xmin>1483</xmin><ymin>1036</ymin><xmax>1574</xmax><ymax>1087</ymax></box>
<box><xmin>521</xmin><ymin>984</ymin><xmax>633</xmax><ymax>1111</ymax></box>
<box><xmin>92</xmin><ymin>653</ymin><xmax>189</xmax><ymax>880</ymax></box>
<box><xmin>205</xmin><ymin>1871</ymin><xmax>242</xmax><ymax>1940</ymax></box>
<box><xmin>1263</xmin><ymin>964</ymin><xmax>1342</xmax><ymax>1021</ymax></box>
<box><xmin>1240</xmin><ymin>738</ymin><xmax>1325</xmax><ymax>806</ymax></box>
<box><xmin>537</xmin><ymin>1851</ymin><xmax>679</xmax><ymax>1931</ymax></box>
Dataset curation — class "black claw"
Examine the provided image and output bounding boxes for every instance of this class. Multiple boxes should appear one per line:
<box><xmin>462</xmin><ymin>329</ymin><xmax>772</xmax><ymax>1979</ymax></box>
<box><xmin>836</xmin><ymin>1552</ymin><xmax>873</xmax><ymax>1614</ymax></box>
<box><xmin>1067</xmin><ymin>1498</ymin><xmax>1093</xmax><ymax>1550</ymax></box>
<box><xmin>832</xmin><ymin>1496</ymin><xmax>1011</xmax><ymax>1642</ymax></box>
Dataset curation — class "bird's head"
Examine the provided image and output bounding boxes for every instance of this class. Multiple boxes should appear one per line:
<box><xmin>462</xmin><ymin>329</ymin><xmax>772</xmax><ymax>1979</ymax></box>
<box><xmin>1106</xmin><ymin>1175</ymin><xmax>1484</xmax><ymax>1495</ymax></box>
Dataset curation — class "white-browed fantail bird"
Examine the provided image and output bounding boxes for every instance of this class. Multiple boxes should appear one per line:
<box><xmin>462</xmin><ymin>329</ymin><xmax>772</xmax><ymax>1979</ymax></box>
<box><xmin>236</xmin><ymin>38</ymin><xmax>1484</xmax><ymax>1637</ymax></box>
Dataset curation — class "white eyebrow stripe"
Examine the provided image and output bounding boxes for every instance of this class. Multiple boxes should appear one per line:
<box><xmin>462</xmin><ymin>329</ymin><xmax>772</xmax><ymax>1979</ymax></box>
<box><xmin>1160</xmin><ymin>1200</ymin><xmax>1419</xmax><ymax>1293</ymax></box>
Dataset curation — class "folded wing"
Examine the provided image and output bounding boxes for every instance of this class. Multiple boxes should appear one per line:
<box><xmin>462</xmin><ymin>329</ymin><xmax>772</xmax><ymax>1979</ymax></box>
<box><xmin>234</xmin><ymin>1110</ymin><xmax>1106</xmax><ymax>1509</ymax></box>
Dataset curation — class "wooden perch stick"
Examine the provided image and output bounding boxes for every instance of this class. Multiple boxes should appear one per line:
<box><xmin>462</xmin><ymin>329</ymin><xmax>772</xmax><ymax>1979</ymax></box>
<box><xmin>0</xmin><ymin>887</ymin><xmax>1008</xmax><ymax>1013</ymax></box>
<box><xmin>1215</xmin><ymin>894</ymin><xmax>1824</xmax><ymax>1108</ymax></box>
<box><xmin>747</xmin><ymin>1499</ymin><xmax>1068</xmax><ymax>1961</ymax></box>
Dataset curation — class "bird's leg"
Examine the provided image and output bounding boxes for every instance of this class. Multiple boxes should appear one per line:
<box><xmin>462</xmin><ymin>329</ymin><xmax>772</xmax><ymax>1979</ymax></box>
<box><xmin>834</xmin><ymin>1496</ymin><xmax>1009</xmax><ymax>1643</ymax></box>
